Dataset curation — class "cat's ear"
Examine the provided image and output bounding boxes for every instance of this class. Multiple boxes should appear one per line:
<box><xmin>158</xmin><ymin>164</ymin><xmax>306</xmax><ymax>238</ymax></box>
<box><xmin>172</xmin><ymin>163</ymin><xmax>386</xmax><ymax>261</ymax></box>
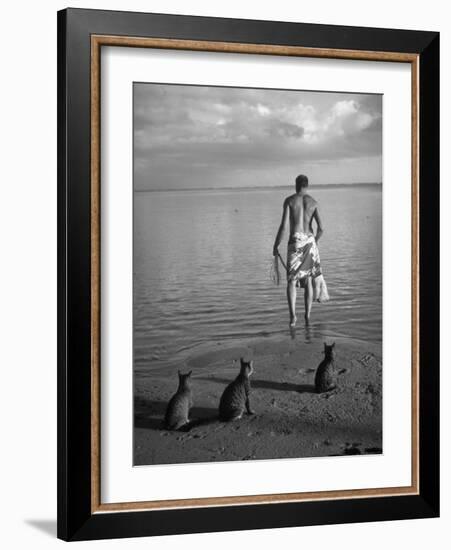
<box><xmin>187</xmin><ymin>370</ymin><xmax>193</xmax><ymax>377</ymax></box>
<box><xmin>331</xmin><ymin>342</ymin><xmax>336</xmax><ymax>348</ymax></box>
<box><xmin>240</xmin><ymin>357</ymin><xmax>244</xmax><ymax>365</ymax></box>
<box><xmin>323</xmin><ymin>342</ymin><xmax>327</xmax><ymax>351</ymax></box>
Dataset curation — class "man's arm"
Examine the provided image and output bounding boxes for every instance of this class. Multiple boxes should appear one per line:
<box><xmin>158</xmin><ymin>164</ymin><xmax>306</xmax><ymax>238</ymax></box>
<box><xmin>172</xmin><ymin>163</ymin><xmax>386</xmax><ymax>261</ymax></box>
<box><xmin>312</xmin><ymin>207</ymin><xmax>324</xmax><ymax>242</ymax></box>
<box><xmin>273</xmin><ymin>199</ymin><xmax>289</xmax><ymax>256</ymax></box>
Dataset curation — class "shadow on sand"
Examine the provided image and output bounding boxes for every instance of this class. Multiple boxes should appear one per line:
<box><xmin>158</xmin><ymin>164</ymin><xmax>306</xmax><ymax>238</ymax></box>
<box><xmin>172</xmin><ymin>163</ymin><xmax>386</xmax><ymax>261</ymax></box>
<box><xmin>198</xmin><ymin>376</ymin><xmax>314</xmax><ymax>394</ymax></box>
<box><xmin>134</xmin><ymin>375</ymin><xmax>315</xmax><ymax>433</ymax></box>
<box><xmin>134</xmin><ymin>398</ymin><xmax>218</xmax><ymax>431</ymax></box>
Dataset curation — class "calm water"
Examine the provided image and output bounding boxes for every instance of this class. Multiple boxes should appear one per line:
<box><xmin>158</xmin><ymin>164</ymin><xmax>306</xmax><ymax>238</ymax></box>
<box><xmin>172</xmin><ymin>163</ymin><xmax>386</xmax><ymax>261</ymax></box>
<box><xmin>134</xmin><ymin>185</ymin><xmax>382</xmax><ymax>374</ymax></box>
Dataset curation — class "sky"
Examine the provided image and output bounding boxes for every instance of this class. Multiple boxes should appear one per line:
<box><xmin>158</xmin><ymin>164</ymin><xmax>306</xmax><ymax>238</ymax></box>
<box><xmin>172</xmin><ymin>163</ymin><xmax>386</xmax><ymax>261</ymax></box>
<box><xmin>134</xmin><ymin>83</ymin><xmax>382</xmax><ymax>191</ymax></box>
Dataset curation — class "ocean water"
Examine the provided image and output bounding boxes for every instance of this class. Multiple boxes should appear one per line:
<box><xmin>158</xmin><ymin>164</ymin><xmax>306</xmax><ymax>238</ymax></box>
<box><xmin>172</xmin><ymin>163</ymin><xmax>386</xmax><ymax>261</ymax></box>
<box><xmin>134</xmin><ymin>185</ymin><xmax>382</xmax><ymax>375</ymax></box>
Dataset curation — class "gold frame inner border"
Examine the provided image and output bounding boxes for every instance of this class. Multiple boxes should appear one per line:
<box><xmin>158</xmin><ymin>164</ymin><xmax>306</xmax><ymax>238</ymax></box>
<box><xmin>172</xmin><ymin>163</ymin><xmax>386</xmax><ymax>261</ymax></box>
<box><xmin>90</xmin><ymin>34</ymin><xmax>420</xmax><ymax>514</ymax></box>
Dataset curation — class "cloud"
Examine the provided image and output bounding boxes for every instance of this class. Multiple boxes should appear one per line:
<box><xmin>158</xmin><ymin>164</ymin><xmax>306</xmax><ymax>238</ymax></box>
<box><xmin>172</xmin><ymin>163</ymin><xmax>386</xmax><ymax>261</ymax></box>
<box><xmin>134</xmin><ymin>84</ymin><xmax>382</xmax><ymax>189</ymax></box>
<box><xmin>268</xmin><ymin>121</ymin><xmax>305</xmax><ymax>139</ymax></box>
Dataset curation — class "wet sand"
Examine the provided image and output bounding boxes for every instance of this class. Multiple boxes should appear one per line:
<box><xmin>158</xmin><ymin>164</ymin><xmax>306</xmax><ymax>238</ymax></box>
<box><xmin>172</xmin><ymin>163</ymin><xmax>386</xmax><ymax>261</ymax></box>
<box><xmin>134</xmin><ymin>336</ymin><xmax>382</xmax><ymax>466</ymax></box>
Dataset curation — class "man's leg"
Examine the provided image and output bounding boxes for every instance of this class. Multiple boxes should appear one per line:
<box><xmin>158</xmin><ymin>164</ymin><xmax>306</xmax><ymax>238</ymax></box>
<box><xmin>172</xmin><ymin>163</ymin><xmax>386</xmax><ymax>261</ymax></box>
<box><xmin>287</xmin><ymin>279</ymin><xmax>297</xmax><ymax>326</ymax></box>
<box><xmin>304</xmin><ymin>276</ymin><xmax>313</xmax><ymax>323</ymax></box>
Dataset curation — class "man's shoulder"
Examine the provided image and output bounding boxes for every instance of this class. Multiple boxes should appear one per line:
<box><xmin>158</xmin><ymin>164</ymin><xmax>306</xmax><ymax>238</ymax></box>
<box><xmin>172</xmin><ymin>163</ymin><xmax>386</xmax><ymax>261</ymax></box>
<box><xmin>283</xmin><ymin>194</ymin><xmax>297</xmax><ymax>205</ymax></box>
<box><xmin>304</xmin><ymin>194</ymin><xmax>318</xmax><ymax>207</ymax></box>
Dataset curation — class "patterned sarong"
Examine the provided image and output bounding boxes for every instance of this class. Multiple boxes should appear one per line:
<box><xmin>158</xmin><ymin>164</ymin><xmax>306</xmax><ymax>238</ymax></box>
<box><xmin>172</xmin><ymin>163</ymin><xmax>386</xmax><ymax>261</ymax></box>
<box><xmin>287</xmin><ymin>232</ymin><xmax>329</xmax><ymax>302</ymax></box>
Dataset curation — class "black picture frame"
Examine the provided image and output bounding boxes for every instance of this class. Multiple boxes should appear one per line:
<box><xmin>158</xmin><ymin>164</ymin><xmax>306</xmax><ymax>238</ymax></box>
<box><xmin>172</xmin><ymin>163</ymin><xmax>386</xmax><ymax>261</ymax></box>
<box><xmin>57</xmin><ymin>7</ymin><xmax>439</xmax><ymax>541</ymax></box>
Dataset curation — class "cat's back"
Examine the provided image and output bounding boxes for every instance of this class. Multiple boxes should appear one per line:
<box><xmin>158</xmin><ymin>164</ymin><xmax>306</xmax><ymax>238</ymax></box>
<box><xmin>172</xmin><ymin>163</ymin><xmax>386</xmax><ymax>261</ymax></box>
<box><xmin>221</xmin><ymin>377</ymin><xmax>247</xmax><ymax>405</ymax></box>
<box><xmin>219</xmin><ymin>377</ymin><xmax>248</xmax><ymax>419</ymax></box>
<box><xmin>314</xmin><ymin>357</ymin><xmax>335</xmax><ymax>393</ymax></box>
<box><xmin>164</xmin><ymin>388</ymin><xmax>191</xmax><ymax>429</ymax></box>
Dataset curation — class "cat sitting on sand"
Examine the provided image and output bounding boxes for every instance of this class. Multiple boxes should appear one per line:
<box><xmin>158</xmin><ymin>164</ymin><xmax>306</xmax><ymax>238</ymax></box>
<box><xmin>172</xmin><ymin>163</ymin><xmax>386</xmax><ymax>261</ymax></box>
<box><xmin>163</xmin><ymin>370</ymin><xmax>193</xmax><ymax>430</ymax></box>
<box><xmin>219</xmin><ymin>358</ymin><xmax>255</xmax><ymax>421</ymax></box>
<box><xmin>314</xmin><ymin>343</ymin><xmax>337</xmax><ymax>393</ymax></box>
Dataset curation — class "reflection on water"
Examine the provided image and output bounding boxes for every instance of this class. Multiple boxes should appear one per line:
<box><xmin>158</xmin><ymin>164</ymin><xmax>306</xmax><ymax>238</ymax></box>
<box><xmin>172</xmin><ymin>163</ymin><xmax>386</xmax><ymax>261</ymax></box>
<box><xmin>134</xmin><ymin>186</ymin><xmax>382</xmax><ymax>374</ymax></box>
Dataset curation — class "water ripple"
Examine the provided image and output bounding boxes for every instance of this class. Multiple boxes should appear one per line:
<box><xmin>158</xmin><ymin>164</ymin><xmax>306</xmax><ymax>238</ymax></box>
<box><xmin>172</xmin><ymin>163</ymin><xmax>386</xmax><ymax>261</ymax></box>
<box><xmin>133</xmin><ymin>187</ymin><xmax>382</xmax><ymax>373</ymax></box>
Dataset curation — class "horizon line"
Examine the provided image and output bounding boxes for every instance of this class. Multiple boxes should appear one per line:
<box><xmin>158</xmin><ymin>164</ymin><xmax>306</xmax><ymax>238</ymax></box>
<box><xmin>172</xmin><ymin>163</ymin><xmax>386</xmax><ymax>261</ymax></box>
<box><xmin>134</xmin><ymin>182</ymin><xmax>382</xmax><ymax>193</ymax></box>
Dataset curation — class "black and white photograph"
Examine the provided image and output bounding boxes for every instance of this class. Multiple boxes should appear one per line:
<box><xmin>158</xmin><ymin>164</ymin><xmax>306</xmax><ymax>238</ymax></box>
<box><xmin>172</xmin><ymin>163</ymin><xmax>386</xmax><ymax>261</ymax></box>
<box><xmin>0</xmin><ymin>0</ymin><xmax>444</xmax><ymax>545</ymax></box>
<box><xmin>133</xmin><ymin>83</ymin><xmax>383</xmax><ymax>465</ymax></box>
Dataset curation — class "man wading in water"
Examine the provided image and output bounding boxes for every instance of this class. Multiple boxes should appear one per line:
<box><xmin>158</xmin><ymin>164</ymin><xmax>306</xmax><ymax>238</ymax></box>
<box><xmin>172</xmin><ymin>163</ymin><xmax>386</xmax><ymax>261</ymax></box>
<box><xmin>273</xmin><ymin>174</ymin><xmax>326</xmax><ymax>327</ymax></box>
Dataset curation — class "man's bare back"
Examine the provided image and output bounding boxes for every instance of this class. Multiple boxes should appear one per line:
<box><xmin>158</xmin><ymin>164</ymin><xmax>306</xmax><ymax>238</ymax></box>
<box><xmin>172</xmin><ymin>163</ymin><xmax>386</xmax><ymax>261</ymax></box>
<box><xmin>285</xmin><ymin>193</ymin><xmax>319</xmax><ymax>238</ymax></box>
<box><xmin>273</xmin><ymin>191</ymin><xmax>323</xmax><ymax>255</ymax></box>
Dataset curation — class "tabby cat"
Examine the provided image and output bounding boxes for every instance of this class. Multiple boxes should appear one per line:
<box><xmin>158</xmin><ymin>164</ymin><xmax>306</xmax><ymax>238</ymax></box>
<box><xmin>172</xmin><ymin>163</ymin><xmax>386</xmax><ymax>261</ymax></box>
<box><xmin>314</xmin><ymin>343</ymin><xmax>337</xmax><ymax>393</ymax></box>
<box><xmin>219</xmin><ymin>359</ymin><xmax>255</xmax><ymax>421</ymax></box>
<box><xmin>163</xmin><ymin>370</ymin><xmax>193</xmax><ymax>430</ymax></box>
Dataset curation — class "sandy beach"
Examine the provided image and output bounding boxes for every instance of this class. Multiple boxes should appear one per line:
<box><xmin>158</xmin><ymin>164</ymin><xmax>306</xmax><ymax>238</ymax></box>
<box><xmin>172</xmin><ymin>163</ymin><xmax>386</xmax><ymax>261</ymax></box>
<box><xmin>134</xmin><ymin>335</ymin><xmax>382</xmax><ymax>466</ymax></box>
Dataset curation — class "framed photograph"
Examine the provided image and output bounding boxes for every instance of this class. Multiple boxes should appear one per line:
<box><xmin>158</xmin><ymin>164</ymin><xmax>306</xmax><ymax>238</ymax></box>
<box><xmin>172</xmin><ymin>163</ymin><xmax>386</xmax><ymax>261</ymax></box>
<box><xmin>57</xmin><ymin>8</ymin><xmax>439</xmax><ymax>541</ymax></box>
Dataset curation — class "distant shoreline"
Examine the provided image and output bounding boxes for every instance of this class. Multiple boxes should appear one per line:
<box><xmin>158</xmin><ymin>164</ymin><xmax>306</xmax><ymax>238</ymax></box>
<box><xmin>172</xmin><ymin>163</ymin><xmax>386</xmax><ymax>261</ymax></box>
<box><xmin>135</xmin><ymin>182</ymin><xmax>382</xmax><ymax>193</ymax></box>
